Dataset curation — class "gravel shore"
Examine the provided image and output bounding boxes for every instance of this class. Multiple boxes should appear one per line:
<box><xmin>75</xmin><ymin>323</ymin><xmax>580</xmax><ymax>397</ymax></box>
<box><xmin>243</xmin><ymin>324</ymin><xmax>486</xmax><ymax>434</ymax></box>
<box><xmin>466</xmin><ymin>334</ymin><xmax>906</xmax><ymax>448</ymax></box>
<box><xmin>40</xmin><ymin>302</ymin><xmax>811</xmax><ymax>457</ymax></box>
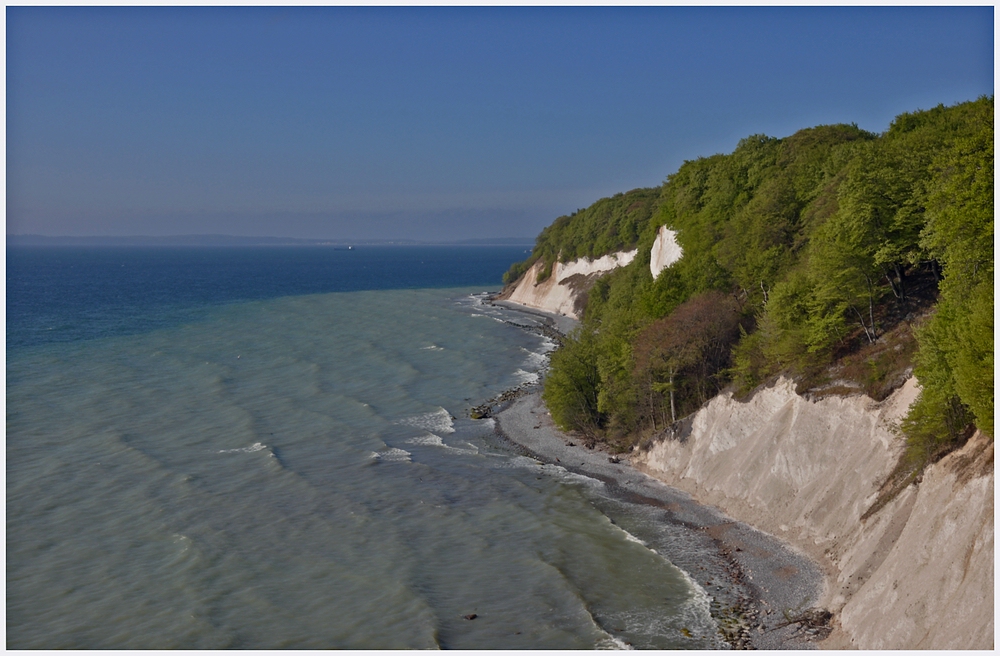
<box><xmin>494</xmin><ymin>391</ymin><xmax>826</xmax><ymax>650</ymax></box>
<box><xmin>489</xmin><ymin>299</ymin><xmax>580</xmax><ymax>335</ymax></box>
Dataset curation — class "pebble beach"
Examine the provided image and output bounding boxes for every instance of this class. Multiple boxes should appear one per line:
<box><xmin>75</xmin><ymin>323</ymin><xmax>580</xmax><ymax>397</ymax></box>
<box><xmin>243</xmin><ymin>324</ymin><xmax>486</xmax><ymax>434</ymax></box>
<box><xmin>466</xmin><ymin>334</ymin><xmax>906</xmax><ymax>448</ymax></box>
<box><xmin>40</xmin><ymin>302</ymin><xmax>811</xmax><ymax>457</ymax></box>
<box><xmin>494</xmin><ymin>390</ymin><xmax>827</xmax><ymax>649</ymax></box>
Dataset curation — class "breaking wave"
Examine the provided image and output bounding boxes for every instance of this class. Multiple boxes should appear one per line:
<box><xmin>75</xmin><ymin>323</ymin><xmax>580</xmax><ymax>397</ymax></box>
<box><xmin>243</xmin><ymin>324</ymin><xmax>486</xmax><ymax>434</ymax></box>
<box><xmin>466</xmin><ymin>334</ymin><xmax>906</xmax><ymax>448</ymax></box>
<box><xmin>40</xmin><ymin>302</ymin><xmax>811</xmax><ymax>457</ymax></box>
<box><xmin>218</xmin><ymin>442</ymin><xmax>268</xmax><ymax>454</ymax></box>
<box><xmin>369</xmin><ymin>447</ymin><xmax>412</xmax><ymax>463</ymax></box>
<box><xmin>396</xmin><ymin>408</ymin><xmax>455</xmax><ymax>434</ymax></box>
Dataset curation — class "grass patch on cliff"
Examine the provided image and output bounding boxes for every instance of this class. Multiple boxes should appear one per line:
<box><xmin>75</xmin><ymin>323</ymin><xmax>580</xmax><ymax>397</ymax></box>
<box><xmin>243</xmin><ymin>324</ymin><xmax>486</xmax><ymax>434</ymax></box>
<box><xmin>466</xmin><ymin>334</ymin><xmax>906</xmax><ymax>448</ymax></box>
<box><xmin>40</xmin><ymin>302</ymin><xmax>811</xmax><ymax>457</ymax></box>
<box><xmin>798</xmin><ymin>308</ymin><xmax>925</xmax><ymax>401</ymax></box>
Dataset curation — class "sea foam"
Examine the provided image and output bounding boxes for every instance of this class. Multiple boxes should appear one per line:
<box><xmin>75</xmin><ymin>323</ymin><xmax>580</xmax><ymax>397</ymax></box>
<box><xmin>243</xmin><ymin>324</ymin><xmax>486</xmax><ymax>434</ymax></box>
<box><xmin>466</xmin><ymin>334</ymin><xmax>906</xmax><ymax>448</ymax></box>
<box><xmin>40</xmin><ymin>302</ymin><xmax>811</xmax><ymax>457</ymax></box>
<box><xmin>513</xmin><ymin>369</ymin><xmax>540</xmax><ymax>385</ymax></box>
<box><xmin>406</xmin><ymin>433</ymin><xmax>480</xmax><ymax>455</ymax></box>
<box><xmin>369</xmin><ymin>447</ymin><xmax>412</xmax><ymax>462</ymax></box>
<box><xmin>396</xmin><ymin>408</ymin><xmax>455</xmax><ymax>434</ymax></box>
<box><xmin>406</xmin><ymin>434</ymin><xmax>445</xmax><ymax>447</ymax></box>
<box><xmin>218</xmin><ymin>442</ymin><xmax>268</xmax><ymax>454</ymax></box>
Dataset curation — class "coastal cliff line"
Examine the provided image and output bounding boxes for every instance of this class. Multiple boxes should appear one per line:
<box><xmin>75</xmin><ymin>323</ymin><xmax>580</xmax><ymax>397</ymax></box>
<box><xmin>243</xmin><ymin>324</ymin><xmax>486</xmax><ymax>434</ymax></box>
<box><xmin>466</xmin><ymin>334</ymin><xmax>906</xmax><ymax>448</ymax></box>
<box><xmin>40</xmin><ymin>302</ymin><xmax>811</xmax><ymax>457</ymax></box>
<box><xmin>497</xmin><ymin>227</ymin><xmax>682</xmax><ymax>319</ymax></box>
<box><xmin>496</xmin><ymin>286</ymin><xmax>993</xmax><ymax>649</ymax></box>
<box><xmin>498</xmin><ymin>248</ymin><xmax>638</xmax><ymax>319</ymax></box>
<box><xmin>496</xmin><ymin>97</ymin><xmax>993</xmax><ymax>650</ymax></box>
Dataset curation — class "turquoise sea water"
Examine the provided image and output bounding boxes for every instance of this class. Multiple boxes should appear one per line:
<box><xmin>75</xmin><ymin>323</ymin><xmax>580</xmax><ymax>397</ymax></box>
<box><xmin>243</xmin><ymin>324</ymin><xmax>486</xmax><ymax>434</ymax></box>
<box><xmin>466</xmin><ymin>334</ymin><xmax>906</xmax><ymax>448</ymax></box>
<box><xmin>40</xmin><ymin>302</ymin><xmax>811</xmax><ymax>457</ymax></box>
<box><xmin>7</xmin><ymin>247</ymin><xmax>721</xmax><ymax>649</ymax></box>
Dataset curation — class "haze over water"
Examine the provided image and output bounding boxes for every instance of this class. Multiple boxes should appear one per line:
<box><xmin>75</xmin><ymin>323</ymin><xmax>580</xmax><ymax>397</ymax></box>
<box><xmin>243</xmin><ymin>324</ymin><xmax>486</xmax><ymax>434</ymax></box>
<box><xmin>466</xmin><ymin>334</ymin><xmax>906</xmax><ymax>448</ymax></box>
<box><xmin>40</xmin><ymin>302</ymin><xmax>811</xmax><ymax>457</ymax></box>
<box><xmin>7</xmin><ymin>246</ymin><xmax>720</xmax><ymax>648</ymax></box>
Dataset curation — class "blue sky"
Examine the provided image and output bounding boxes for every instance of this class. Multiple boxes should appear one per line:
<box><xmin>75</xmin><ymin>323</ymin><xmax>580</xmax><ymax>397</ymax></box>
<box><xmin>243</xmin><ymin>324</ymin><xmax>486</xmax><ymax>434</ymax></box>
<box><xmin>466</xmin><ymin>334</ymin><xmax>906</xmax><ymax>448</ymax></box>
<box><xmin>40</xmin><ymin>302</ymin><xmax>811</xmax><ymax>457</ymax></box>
<box><xmin>7</xmin><ymin>6</ymin><xmax>994</xmax><ymax>241</ymax></box>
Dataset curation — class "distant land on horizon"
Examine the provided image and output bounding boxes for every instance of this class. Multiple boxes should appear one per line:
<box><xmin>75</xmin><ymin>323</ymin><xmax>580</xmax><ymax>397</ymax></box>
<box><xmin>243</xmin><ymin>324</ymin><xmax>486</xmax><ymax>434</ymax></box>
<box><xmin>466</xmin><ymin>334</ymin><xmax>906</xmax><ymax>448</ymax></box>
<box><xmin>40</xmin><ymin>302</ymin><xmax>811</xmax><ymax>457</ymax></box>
<box><xmin>6</xmin><ymin>234</ymin><xmax>537</xmax><ymax>248</ymax></box>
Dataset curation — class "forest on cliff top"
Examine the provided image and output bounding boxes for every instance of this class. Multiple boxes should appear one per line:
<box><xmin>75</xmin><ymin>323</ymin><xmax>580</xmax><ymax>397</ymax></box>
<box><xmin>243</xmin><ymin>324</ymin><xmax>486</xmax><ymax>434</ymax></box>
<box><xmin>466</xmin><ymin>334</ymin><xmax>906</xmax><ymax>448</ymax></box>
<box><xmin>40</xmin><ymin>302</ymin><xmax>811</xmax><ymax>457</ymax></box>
<box><xmin>505</xmin><ymin>96</ymin><xmax>993</xmax><ymax>471</ymax></box>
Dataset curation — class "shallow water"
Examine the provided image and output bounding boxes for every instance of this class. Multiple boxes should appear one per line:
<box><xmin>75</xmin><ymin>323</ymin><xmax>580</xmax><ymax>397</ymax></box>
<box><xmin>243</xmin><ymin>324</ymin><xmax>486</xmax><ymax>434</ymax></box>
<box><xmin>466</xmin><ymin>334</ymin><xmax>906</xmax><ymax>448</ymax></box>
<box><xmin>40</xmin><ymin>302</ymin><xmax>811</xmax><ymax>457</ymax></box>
<box><xmin>7</xmin><ymin>247</ymin><xmax>723</xmax><ymax>648</ymax></box>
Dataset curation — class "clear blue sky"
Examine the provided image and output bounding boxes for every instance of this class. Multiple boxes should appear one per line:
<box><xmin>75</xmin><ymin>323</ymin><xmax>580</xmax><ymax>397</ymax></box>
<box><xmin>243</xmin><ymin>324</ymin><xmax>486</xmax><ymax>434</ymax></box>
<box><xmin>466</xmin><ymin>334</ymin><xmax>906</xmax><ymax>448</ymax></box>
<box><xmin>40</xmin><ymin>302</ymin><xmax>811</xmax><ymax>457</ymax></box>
<box><xmin>7</xmin><ymin>6</ymin><xmax>994</xmax><ymax>241</ymax></box>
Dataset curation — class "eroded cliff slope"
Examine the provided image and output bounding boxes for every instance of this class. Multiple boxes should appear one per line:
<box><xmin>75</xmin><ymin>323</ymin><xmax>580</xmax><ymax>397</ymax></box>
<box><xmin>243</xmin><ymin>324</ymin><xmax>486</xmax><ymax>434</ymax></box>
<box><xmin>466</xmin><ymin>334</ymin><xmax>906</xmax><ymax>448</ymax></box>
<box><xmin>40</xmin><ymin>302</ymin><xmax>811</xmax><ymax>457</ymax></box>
<box><xmin>500</xmin><ymin>226</ymin><xmax>685</xmax><ymax>319</ymax></box>
<box><xmin>632</xmin><ymin>378</ymin><xmax>993</xmax><ymax>649</ymax></box>
<box><xmin>498</xmin><ymin>249</ymin><xmax>638</xmax><ymax>319</ymax></box>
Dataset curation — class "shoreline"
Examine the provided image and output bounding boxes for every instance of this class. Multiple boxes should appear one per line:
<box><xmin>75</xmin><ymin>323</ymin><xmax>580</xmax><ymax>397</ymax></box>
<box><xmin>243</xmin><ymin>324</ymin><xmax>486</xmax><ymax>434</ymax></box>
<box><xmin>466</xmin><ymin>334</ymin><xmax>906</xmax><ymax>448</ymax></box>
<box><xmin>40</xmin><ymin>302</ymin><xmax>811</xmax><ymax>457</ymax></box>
<box><xmin>489</xmin><ymin>298</ymin><xmax>580</xmax><ymax>336</ymax></box>
<box><xmin>483</xmin><ymin>297</ymin><xmax>832</xmax><ymax>649</ymax></box>
<box><xmin>492</xmin><ymin>390</ymin><xmax>827</xmax><ymax>650</ymax></box>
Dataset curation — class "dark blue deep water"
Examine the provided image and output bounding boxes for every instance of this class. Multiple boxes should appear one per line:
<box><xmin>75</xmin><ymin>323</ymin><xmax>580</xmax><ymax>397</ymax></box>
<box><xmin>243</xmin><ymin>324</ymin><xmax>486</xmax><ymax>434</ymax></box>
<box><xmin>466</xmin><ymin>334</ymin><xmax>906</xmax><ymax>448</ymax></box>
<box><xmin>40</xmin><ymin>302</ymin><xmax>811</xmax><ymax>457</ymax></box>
<box><xmin>6</xmin><ymin>245</ymin><xmax>530</xmax><ymax>351</ymax></box>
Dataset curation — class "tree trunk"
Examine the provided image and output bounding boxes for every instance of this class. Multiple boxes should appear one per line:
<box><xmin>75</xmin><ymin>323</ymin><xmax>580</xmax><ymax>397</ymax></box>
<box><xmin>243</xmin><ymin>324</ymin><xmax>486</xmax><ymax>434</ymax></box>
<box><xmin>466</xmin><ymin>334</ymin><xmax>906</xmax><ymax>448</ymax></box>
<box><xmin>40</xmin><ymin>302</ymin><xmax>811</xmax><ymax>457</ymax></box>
<box><xmin>849</xmin><ymin>303</ymin><xmax>876</xmax><ymax>344</ymax></box>
<box><xmin>884</xmin><ymin>269</ymin><xmax>902</xmax><ymax>299</ymax></box>
<box><xmin>865</xmin><ymin>273</ymin><xmax>878</xmax><ymax>341</ymax></box>
<box><xmin>669</xmin><ymin>370</ymin><xmax>676</xmax><ymax>424</ymax></box>
<box><xmin>649</xmin><ymin>387</ymin><xmax>656</xmax><ymax>432</ymax></box>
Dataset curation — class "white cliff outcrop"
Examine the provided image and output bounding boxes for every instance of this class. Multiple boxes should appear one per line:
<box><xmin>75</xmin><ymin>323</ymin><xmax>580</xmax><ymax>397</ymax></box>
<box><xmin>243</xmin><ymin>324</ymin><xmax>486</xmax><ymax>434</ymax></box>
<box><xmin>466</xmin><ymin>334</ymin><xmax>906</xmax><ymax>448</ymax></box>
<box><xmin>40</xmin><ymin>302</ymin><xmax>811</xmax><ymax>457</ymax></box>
<box><xmin>501</xmin><ymin>225</ymin><xmax>685</xmax><ymax>319</ymax></box>
<box><xmin>650</xmin><ymin>225</ymin><xmax>683</xmax><ymax>279</ymax></box>
<box><xmin>632</xmin><ymin>377</ymin><xmax>993</xmax><ymax>649</ymax></box>
<box><xmin>499</xmin><ymin>249</ymin><xmax>637</xmax><ymax>319</ymax></box>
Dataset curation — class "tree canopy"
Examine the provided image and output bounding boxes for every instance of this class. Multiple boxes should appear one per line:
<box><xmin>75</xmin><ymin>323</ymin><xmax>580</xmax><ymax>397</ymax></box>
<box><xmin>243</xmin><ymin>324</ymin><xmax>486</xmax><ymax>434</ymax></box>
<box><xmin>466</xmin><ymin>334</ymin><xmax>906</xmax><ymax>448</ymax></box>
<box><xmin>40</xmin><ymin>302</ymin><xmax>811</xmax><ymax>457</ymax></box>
<box><xmin>510</xmin><ymin>97</ymin><xmax>993</xmax><ymax>462</ymax></box>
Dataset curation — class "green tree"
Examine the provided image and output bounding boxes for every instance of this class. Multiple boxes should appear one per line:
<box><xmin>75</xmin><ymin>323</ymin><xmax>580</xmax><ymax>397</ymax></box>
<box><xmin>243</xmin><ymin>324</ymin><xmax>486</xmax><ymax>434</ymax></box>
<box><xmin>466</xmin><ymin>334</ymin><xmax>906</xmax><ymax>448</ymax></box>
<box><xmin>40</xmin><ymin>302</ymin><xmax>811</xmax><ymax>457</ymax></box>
<box><xmin>543</xmin><ymin>329</ymin><xmax>603</xmax><ymax>435</ymax></box>
<box><xmin>905</xmin><ymin>97</ymin><xmax>994</xmax><ymax>445</ymax></box>
<box><xmin>633</xmin><ymin>291</ymin><xmax>743</xmax><ymax>427</ymax></box>
<box><xmin>808</xmin><ymin>207</ymin><xmax>885</xmax><ymax>344</ymax></box>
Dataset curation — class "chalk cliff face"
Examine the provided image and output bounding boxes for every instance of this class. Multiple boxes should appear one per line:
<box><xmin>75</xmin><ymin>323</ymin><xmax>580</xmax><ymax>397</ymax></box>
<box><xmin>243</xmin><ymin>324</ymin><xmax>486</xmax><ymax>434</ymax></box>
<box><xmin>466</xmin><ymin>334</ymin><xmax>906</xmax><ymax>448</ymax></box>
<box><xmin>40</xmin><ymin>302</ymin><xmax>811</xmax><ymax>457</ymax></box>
<box><xmin>650</xmin><ymin>225</ymin><xmax>683</xmax><ymax>279</ymax></box>
<box><xmin>632</xmin><ymin>378</ymin><xmax>993</xmax><ymax>650</ymax></box>
<box><xmin>499</xmin><ymin>249</ymin><xmax>637</xmax><ymax>319</ymax></box>
<box><xmin>501</xmin><ymin>226</ymin><xmax>686</xmax><ymax>319</ymax></box>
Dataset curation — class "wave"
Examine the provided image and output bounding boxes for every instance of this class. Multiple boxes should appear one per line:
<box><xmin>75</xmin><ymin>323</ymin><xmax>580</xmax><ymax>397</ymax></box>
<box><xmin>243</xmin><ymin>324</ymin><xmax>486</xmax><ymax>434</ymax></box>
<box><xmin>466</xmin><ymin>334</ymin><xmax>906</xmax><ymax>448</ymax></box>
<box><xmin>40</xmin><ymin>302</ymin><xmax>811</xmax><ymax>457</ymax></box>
<box><xmin>512</xmin><ymin>369</ymin><xmax>540</xmax><ymax>385</ymax></box>
<box><xmin>520</xmin><ymin>348</ymin><xmax>549</xmax><ymax>369</ymax></box>
<box><xmin>594</xmin><ymin>628</ymin><xmax>635</xmax><ymax>650</ymax></box>
<box><xmin>369</xmin><ymin>447</ymin><xmax>412</xmax><ymax>463</ymax></box>
<box><xmin>617</xmin><ymin>527</ymin><xmax>649</xmax><ymax>548</ymax></box>
<box><xmin>405</xmin><ymin>434</ymin><xmax>445</xmax><ymax>447</ymax></box>
<box><xmin>465</xmin><ymin>308</ymin><xmax>510</xmax><ymax>325</ymax></box>
<box><xmin>669</xmin><ymin>561</ymin><xmax>715</xmax><ymax>634</ymax></box>
<box><xmin>601</xmin><ymin>515</ymin><xmax>718</xmax><ymax>645</ymax></box>
<box><xmin>218</xmin><ymin>442</ymin><xmax>268</xmax><ymax>454</ymax></box>
<box><xmin>405</xmin><ymin>432</ymin><xmax>480</xmax><ymax>455</ymax></box>
<box><xmin>396</xmin><ymin>407</ymin><xmax>455</xmax><ymax>434</ymax></box>
<box><xmin>537</xmin><ymin>336</ymin><xmax>558</xmax><ymax>353</ymax></box>
<box><xmin>491</xmin><ymin>454</ymin><xmax>543</xmax><ymax>470</ymax></box>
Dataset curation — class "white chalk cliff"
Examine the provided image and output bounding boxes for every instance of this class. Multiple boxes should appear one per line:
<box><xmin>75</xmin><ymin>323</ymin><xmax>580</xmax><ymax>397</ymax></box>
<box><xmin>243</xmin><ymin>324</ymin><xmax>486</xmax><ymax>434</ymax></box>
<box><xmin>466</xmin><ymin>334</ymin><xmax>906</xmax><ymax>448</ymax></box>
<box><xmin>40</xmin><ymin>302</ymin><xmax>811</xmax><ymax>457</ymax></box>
<box><xmin>500</xmin><ymin>249</ymin><xmax>638</xmax><ymax>319</ymax></box>
<box><xmin>501</xmin><ymin>225</ymin><xmax>685</xmax><ymax>319</ymax></box>
<box><xmin>650</xmin><ymin>225</ymin><xmax>683</xmax><ymax>279</ymax></box>
<box><xmin>632</xmin><ymin>378</ymin><xmax>993</xmax><ymax>649</ymax></box>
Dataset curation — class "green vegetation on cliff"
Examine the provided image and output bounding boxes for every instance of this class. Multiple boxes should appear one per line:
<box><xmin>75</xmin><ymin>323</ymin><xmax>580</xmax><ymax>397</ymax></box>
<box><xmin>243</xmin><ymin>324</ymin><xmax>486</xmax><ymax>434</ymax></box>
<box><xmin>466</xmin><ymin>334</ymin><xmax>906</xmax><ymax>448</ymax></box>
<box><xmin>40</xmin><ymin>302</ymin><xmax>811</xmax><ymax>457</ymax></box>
<box><xmin>502</xmin><ymin>187</ymin><xmax>662</xmax><ymax>285</ymax></box>
<box><xmin>511</xmin><ymin>97</ymin><xmax>993</xmax><ymax>461</ymax></box>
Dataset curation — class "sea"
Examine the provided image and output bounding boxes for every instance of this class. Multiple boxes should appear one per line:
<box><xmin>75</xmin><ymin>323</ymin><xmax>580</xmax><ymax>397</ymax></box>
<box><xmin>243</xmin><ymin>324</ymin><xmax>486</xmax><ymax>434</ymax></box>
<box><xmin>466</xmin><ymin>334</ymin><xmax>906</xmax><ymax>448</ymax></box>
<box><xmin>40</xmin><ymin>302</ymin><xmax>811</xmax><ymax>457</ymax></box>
<box><xmin>6</xmin><ymin>245</ymin><xmax>724</xmax><ymax>649</ymax></box>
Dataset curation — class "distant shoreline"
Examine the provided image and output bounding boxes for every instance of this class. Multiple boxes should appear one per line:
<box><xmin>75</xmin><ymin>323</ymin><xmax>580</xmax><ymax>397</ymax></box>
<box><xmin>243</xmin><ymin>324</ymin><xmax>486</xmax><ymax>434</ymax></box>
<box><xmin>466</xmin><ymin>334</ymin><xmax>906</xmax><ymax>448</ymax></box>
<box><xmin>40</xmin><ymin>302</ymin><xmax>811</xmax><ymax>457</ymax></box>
<box><xmin>6</xmin><ymin>234</ymin><xmax>536</xmax><ymax>248</ymax></box>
